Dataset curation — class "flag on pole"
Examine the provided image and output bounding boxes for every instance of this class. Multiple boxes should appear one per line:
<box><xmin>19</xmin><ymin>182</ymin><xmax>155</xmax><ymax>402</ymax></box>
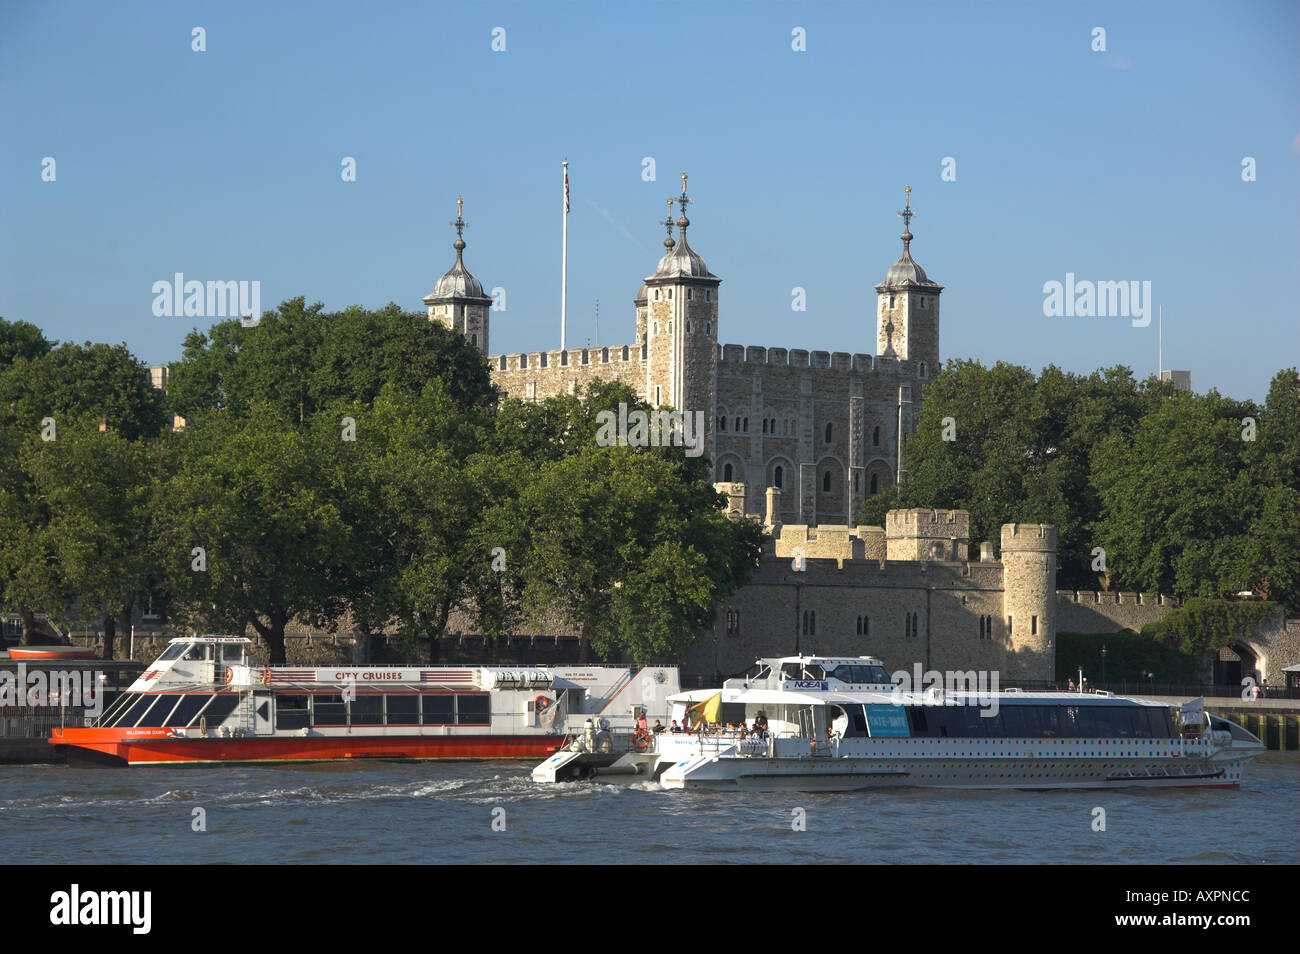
<box><xmin>564</xmin><ymin>165</ymin><xmax>570</xmax><ymax>213</ymax></box>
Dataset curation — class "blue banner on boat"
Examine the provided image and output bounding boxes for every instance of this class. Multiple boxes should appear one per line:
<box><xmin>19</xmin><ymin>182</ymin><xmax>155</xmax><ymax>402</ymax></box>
<box><xmin>863</xmin><ymin>704</ymin><xmax>910</xmax><ymax>737</ymax></box>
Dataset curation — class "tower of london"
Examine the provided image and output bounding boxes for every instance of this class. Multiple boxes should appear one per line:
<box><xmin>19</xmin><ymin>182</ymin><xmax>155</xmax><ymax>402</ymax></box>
<box><xmin>424</xmin><ymin>176</ymin><xmax>940</xmax><ymax>528</ymax></box>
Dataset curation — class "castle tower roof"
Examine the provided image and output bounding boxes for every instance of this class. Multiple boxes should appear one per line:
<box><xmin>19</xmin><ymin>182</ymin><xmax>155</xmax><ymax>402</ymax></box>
<box><xmin>424</xmin><ymin>197</ymin><xmax>492</xmax><ymax>303</ymax></box>
<box><xmin>876</xmin><ymin>186</ymin><xmax>943</xmax><ymax>290</ymax></box>
<box><xmin>646</xmin><ymin>172</ymin><xmax>719</xmax><ymax>284</ymax></box>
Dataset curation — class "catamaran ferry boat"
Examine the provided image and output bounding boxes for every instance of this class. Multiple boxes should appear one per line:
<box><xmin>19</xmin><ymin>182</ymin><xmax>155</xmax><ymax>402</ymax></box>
<box><xmin>50</xmin><ymin>636</ymin><xmax>677</xmax><ymax>767</ymax></box>
<box><xmin>532</xmin><ymin>654</ymin><xmax>1266</xmax><ymax>791</ymax></box>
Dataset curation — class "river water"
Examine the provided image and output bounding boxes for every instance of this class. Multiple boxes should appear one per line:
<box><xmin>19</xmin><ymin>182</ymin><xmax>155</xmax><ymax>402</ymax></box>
<box><xmin>2</xmin><ymin>753</ymin><xmax>1295</xmax><ymax>864</ymax></box>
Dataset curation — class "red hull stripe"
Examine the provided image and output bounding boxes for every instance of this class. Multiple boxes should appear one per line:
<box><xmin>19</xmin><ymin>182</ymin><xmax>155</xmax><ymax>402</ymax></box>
<box><xmin>51</xmin><ymin>729</ymin><xmax>565</xmax><ymax>766</ymax></box>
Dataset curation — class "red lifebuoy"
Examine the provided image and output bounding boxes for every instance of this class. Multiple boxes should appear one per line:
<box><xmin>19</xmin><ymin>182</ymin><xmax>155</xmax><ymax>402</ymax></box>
<box><xmin>535</xmin><ymin>695</ymin><xmax>552</xmax><ymax>712</ymax></box>
<box><xmin>633</xmin><ymin>728</ymin><xmax>651</xmax><ymax>751</ymax></box>
<box><xmin>224</xmin><ymin>668</ymin><xmax>234</xmax><ymax>685</ymax></box>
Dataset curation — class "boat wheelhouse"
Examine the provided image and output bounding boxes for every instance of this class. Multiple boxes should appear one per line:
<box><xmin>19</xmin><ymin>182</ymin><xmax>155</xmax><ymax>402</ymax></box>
<box><xmin>532</xmin><ymin>654</ymin><xmax>1266</xmax><ymax>791</ymax></box>
<box><xmin>51</xmin><ymin>636</ymin><xmax>678</xmax><ymax>767</ymax></box>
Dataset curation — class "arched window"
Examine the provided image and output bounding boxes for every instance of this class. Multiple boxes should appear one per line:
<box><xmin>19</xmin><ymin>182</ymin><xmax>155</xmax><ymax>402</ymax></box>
<box><xmin>743</xmin><ymin>418</ymin><xmax>748</xmax><ymax>432</ymax></box>
<box><xmin>719</xmin><ymin>416</ymin><xmax>726</xmax><ymax>431</ymax></box>
<box><xmin>870</xmin><ymin>473</ymin><xmax>879</xmax><ymax>495</ymax></box>
<box><xmin>810</xmin><ymin>610</ymin><xmax>815</xmax><ymax>635</ymax></box>
<box><xmin>622</xmin><ymin>345</ymin><xmax>629</xmax><ymax>361</ymax></box>
<box><xmin>822</xmin><ymin>471</ymin><xmax>831</xmax><ymax>493</ymax></box>
<box><xmin>979</xmin><ymin>616</ymin><xmax>985</xmax><ymax>639</ymax></box>
<box><xmin>774</xmin><ymin>465</ymin><xmax>784</xmax><ymax>489</ymax></box>
<box><xmin>763</xmin><ymin>419</ymin><xmax>768</xmax><ymax>434</ymax></box>
<box><xmin>723</xmin><ymin>462</ymin><xmax>733</xmax><ymax>481</ymax></box>
<box><xmin>872</xmin><ymin>426</ymin><xmax>880</xmax><ymax>447</ymax></box>
<box><xmin>802</xmin><ymin>610</ymin><xmax>809</xmax><ymax>635</ymax></box>
<box><xmin>856</xmin><ymin>616</ymin><xmax>862</xmax><ymax>635</ymax></box>
<box><xmin>863</xmin><ymin>616</ymin><xmax>869</xmax><ymax>636</ymax></box>
<box><xmin>904</xmin><ymin>612</ymin><xmax>911</xmax><ymax>638</ymax></box>
<box><xmin>470</xmin><ymin>334</ymin><xmax>477</xmax><ymax>347</ymax></box>
<box><xmin>918</xmin><ymin>361</ymin><xmax>927</xmax><ymax>379</ymax></box>
<box><xmin>734</xmin><ymin>417</ymin><xmax>740</xmax><ymax>432</ymax></box>
<box><xmin>824</xmin><ymin>422</ymin><xmax>833</xmax><ymax>443</ymax></box>
<box><xmin>912</xmin><ymin>614</ymin><xmax>919</xmax><ymax>639</ymax></box>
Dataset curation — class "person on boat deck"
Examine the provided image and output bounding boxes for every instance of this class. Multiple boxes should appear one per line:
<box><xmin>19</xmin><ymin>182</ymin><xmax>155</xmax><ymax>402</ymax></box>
<box><xmin>653</xmin><ymin>720</ymin><xmax>664</xmax><ymax>734</ymax></box>
<box><xmin>636</xmin><ymin>710</ymin><xmax>648</xmax><ymax>730</ymax></box>
<box><xmin>669</xmin><ymin>720</ymin><xmax>682</xmax><ymax>733</ymax></box>
<box><xmin>753</xmin><ymin>710</ymin><xmax>768</xmax><ymax>736</ymax></box>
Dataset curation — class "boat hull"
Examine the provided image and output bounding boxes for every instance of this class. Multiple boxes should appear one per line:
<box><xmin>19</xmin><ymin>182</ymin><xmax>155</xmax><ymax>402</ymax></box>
<box><xmin>654</xmin><ymin>753</ymin><xmax>1257</xmax><ymax>792</ymax></box>
<box><xmin>51</xmin><ymin>728</ymin><xmax>568</xmax><ymax>767</ymax></box>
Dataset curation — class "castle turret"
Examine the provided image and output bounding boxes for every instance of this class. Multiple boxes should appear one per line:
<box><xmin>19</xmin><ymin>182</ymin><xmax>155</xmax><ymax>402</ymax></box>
<box><xmin>885</xmin><ymin>508</ymin><xmax>969</xmax><ymax>562</ymax></box>
<box><xmin>874</xmin><ymin>186</ymin><xmax>942</xmax><ymax>380</ymax></box>
<box><xmin>423</xmin><ymin>197</ymin><xmax>493</xmax><ymax>356</ymax></box>
<box><xmin>642</xmin><ymin>172</ymin><xmax>720</xmax><ymax>459</ymax></box>
<box><xmin>1000</xmin><ymin>522</ymin><xmax>1057</xmax><ymax>680</ymax></box>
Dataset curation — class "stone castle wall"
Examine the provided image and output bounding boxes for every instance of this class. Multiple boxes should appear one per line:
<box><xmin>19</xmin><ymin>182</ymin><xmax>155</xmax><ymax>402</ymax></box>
<box><xmin>1055</xmin><ymin>590</ymin><xmax>1184</xmax><ymax>633</ymax></box>
<box><xmin>689</xmin><ymin>555</ymin><xmax>1050</xmax><ymax>682</ymax></box>
<box><xmin>490</xmin><ymin>344</ymin><xmax>646</xmax><ymax>404</ymax></box>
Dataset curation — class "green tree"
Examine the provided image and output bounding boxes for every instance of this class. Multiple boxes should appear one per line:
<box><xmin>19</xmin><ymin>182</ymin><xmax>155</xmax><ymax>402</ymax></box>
<box><xmin>1090</xmin><ymin>388</ymin><xmax>1258</xmax><ymax>600</ymax></box>
<box><xmin>512</xmin><ymin>383</ymin><xmax>764</xmax><ymax>663</ymax></box>
<box><xmin>0</xmin><ymin>317</ymin><xmax>52</xmax><ymax>369</ymax></box>
<box><xmin>153</xmin><ymin>409</ymin><xmax>352</xmax><ymax>663</ymax></box>
<box><xmin>22</xmin><ymin>425</ymin><xmax>160</xmax><ymax>658</ymax></box>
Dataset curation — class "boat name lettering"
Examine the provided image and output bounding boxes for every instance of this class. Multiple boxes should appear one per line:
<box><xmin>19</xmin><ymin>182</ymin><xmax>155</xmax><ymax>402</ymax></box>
<box><xmin>331</xmin><ymin>671</ymin><xmax>404</xmax><ymax>681</ymax></box>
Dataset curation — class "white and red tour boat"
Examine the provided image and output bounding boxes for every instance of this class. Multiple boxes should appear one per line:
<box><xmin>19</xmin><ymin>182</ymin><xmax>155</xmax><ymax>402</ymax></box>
<box><xmin>51</xmin><ymin>636</ymin><xmax>678</xmax><ymax>767</ymax></box>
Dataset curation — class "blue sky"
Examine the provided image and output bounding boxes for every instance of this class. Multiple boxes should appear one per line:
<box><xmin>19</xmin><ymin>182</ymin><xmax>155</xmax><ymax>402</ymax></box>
<box><xmin>2</xmin><ymin>0</ymin><xmax>1296</xmax><ymax>401</ymax></box>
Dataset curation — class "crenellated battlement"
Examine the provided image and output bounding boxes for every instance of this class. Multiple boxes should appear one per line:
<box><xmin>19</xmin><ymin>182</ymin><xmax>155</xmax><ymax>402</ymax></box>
<box><xmin>717</xmin><ymin>343</ymin><xmax>906</xmax><ymax>374</ymax></box>
<box><xmin>1057</xmin><ymin>590</ymin><xmax>1180</xmax><ymax>608</ymax></box>
<box><xmin>492</xmin><ymin>343</ymin><xmax>644</xmax><ymax>373</ymax></box>
<box><xmin>1001</xmin><ymin>523</ymin><xmax>1058</xmax><ymax>551</ymax></box>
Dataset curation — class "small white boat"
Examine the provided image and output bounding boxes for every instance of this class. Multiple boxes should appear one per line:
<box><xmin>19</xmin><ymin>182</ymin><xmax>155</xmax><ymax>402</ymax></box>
<box><xmin>531</xmin><ymin>654</ymin><xmax>1266</xmax><ymax>791</ymax></box>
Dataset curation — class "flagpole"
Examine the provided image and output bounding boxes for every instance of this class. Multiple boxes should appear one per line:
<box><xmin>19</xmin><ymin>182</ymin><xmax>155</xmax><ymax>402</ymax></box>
<box><xmin>561</xmin><ymin>159</ymin><xmax>569</xmax><ymax>351</ymax></box>
<box><xmin>1158</xmin><ymin>305</ymin><xmax>1162</xmax><ymax>377</ymax></box>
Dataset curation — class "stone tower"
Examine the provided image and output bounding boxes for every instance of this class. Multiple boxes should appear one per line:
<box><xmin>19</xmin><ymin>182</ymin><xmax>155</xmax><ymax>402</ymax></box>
<box><xmin>1000</xmin><ymin>522</ymin><xmax>1058</xmax><ymax>680</ymax></box>
<box><xmin>642</xmin><ymin>173</ymin><xmax>721</xmax><ymax>451</ymax></box>
<box><xmin>423</xmin><ymin>197</ymin><xmax>493</xmax><ymax>357</ymax></box>
<box><xmin>874</xmin><ymin>186</ymin><xmax>942</xmax><ymax>378</ymax></box>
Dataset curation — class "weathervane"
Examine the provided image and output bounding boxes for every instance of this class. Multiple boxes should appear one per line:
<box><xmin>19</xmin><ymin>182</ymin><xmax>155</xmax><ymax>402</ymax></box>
<box><xmin>661</xmin><ymin>197</ymin><xmax>676</xmax><ymax>250</ymax></box>
<box><xmin>898</xmin><ymin>185</ymin><xmax>914</xmax><ymax>252</ymax></box>
<box><xmin>676</xmin><ymin>171</ymin><xmax>691</xmax><ymax>231</ymax></box>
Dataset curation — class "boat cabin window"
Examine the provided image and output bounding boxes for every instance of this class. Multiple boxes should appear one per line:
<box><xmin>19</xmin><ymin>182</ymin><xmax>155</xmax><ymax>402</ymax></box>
<box><xmin>166</xmin><ymin>694</ymin><xmax>217</xmax><ymax>728</ymax></box>
<box><xmin>386</xmin><ymin>695</ymin><xmax>420</xmax><ymax>725</ymax></box>
<box><xmin>276</xmin><ymin>694</ymin><xmax>310</xmax><ymax>731</ymax></box>
<box><xmin>351</xmin><ymin>695</ymin><xmax>384</xmax><ymax>726</ymax></box>
<box><xmin>136</xmin><ymin>696</ymin><xmax>180</xmax><ymax>728</ymax></box>
<box><xmin>424</xmin><ymin>695</ymin><xmax>455</xmax><ymax>725</ymax></box>
<box><xmin>902</xmin><ymin>703</ymin><xmax>1176</xmax><ymax>740</ymax></box>
<box><xmin>159</xmin><ymin>642</ymin><xmax>190</xmax><ymax>661</ymax></box>
<box><xmin>221</xmin><ymin>643</ymin><xmax>246</xmax><ymax>666</ymax></box>
<box><xmin>182</xmin><ymin>644</ymin><xmax>210</xmax><ymax>662</ymax></box>
<box><xmin>826</xmin><ymin>664</ymin><xmax>891</xmax><ymax>684</ymax></box>
<box><xmin>196</xmin><ymin>694</ymin><xmax>239</xmax><ymax>727</ymax></box>
<box><xmin>457</xmin><ymin>694</ymin><xmax>490</xmax><ymax>725</ymax></box>
<box><xmin>745</xmin><ymin>663</ymin><xmax>771</xmax><ymax>682</ymax></box>
<box><xmin>312</xmin><ymin>694</ymin><xmax>348</xmax><ymax>726</ymax></box>
<box><xmin>95</xmin><ymin>692</ymin><xmax>136</xmax><ymax>726</ymax></box>
<box><xmin>105</xmin><ymin>694</ymin><xmax>157</xmax><ymax>728</ymax></box>
<box><xmin>780</xmin><ymin>663</ymin><xmax>825</xmax><ymax>681</ymax></box>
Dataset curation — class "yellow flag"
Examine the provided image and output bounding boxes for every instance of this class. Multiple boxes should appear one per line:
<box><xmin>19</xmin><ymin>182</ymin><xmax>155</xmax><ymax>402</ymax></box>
<box><xmin>689</xmin><ymin>692</ymin><xmax>722</xmax><ymax>728</ymax></box>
